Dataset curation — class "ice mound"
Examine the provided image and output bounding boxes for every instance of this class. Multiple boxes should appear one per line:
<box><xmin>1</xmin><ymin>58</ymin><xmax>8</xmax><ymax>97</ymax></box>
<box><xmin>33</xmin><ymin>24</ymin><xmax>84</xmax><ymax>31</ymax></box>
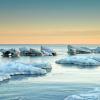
<box><xmin>33</xmin><ymin>63</ymin><xmax>52</xmax><ymax>72</ymax></box>
<box><xmin>64</xmin><ymin>93</ymin><xmax>100</xmax><ymax>100</ymax></box>
<box><xmin>41</xmin><ymin>46</ymin><xmax>56</xmax><ymax>56</ymax></box>
<box><xmin>89</xmin><ymin>56</ymin><xmax>100</xmax><ymax>62</ymax></box>
<box><xmin>56</xmin><ymin>55</ymin><xmax>100</xmax><ymax>66</ymax></box>
<box><xmin>67</xmin><ymin>45</ymin><xmax>92</xmax><ymax>55</ymax></box>
<box><xmin>17</xmin><ymin>62</ymin><xmax>52</xmax><ymax>70</ymax></box>
<box><xmin>0</xmin><ymin>62</ymin><xmax>51</xmax><ymax>82</ymax></box>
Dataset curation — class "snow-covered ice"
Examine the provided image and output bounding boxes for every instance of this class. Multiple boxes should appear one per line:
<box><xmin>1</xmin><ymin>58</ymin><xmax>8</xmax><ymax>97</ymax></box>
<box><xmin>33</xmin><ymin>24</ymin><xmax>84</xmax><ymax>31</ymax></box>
<box><xmin>56</xmin><ymin>55</ymin><xmax>100</xmax><ymax>66</ymax></box>
<box><xmin>0</xmin><ymin>62</ymin><xmax>51</xmax><ymax>82</ymax></box>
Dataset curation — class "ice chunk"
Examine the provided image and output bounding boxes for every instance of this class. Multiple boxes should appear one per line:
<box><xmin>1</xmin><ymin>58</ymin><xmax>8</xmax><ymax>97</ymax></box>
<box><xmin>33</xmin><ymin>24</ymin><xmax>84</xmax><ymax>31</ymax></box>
<box><xmin>94</xmin><ymin>47</ymin><xmax>100</xmax><ymax>53</ymax></box>
<box><xmin>41</xmin><ymin>46</ymin><xmax>56</xmax><ymax>56</ymax></box>
<box><xmin>1</xmin><ymin>49</ymin><xmax>19</xmax><ymax>57</ymax></box>
<box><xmin>56</xmin><ymin>55</ymin><xmax>100</xmax><ymax>66</ymax></box>
<box><xmin>0</xmin><ymin>74</ymin><xmax>11</xmax><ymax>82</ymax></box>
<box><xmin>89</xmin><ymin>55</ymin><xmax>100</xmax><ymax>62</ymax></box>
<box><xmin>32</xmin><ymin>63</ymin><xmax>52</xmax><ymax>69</ymax></box>
<box><xmin>0</xmin><ymin>62</ymin><xmax>51</xmax><ymax>82</ymax></box>
<box><xmin>19</xmin><ymin>47</ymin><xmax>28</xmax><ymax>51</ymax></box>
<box><xmin>16</xmin><ymin>62</ymin><xmax>52</xmax><ymax>72</ymax></box>
<box><xmin>19</xmin><ymin>47</ymin><xmax>42</xmax><ymax>56</ymax></box>
<box><xmin>67</xmin><ymin>45</ymin><xmax>92</xmax><ymax>55</ymax></box>
<box><xmin>64</xmin><ymin>93</ymin><xmax>100</xmax><ymax>100</ymax></box>
<box><xmin>0</xmin><ymin>62</ymin><xmax>47</xmax><ymax>75</ymax></box>
<box><xmin>32</xmin><ymin>62</ymin><xmax>52</xmax><ymax>72</ymax></box>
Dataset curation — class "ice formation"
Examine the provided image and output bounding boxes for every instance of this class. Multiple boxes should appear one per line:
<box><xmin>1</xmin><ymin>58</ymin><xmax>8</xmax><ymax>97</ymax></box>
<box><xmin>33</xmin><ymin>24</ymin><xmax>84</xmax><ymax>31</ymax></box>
<box><xmin>56</xmin><ymin>55</ymin><xmax>100</xmax><ymax>66</ymax></box>
<box><xmin>0</xmin><ymin>62</ymin><xmax>51</xmax><ymax>82</ymax></box>
<box><xmin>64</xmin><ymin>93</ymin><xmax>100</xmax><ymax>100</ymax></box>
<box><xmin>41</xmin><ymin>46</ymin><xmax>56</xmax><ymax>56</ymax></box>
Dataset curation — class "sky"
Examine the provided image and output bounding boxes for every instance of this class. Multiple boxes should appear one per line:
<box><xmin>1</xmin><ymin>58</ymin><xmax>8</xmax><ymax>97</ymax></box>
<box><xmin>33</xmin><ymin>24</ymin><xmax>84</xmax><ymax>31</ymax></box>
<box><xmin>0</xmin><ymin>0</ymin><xmax>100</xmax><ymax>44</ymax></box>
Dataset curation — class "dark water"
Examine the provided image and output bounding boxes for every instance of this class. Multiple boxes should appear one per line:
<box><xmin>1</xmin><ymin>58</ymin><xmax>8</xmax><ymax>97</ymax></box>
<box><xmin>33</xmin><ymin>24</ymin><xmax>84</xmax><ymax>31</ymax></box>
<box><xmin>0</xmin><ymin>44</ymin><xmax>100</xmax><ymax>100</ymax></box>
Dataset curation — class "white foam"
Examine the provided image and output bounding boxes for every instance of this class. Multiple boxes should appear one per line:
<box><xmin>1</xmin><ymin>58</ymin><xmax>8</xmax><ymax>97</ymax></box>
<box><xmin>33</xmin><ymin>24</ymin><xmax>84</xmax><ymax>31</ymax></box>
<box><xmin>0</xmin><ymin>62</ymin><xmax>51</xmax><ymax>82</ymax></box>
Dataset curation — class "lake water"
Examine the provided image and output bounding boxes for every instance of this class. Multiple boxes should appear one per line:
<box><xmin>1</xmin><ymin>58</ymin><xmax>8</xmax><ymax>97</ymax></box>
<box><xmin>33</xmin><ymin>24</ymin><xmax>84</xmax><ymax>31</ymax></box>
<box><xmin>0</xmin><ymin>44</ymin><xmax>100</xmax><ymax>100</ymax></box>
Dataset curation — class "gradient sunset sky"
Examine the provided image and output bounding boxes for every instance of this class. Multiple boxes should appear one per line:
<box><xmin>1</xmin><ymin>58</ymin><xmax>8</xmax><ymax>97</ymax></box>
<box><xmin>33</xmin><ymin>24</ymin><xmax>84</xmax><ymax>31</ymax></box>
<box><xmin>0</xmin><ymin>0</ymin><xmax>100</xmax><ymax>44</ymax></box>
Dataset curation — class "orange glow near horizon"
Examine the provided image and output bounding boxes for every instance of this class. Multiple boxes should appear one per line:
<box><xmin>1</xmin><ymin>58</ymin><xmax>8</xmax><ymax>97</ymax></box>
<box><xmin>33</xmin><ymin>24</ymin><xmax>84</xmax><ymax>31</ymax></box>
<box><xmin>0</xmin><ymin>30</ymin><xmax>100</xmax><ymax>44</ymax></box>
